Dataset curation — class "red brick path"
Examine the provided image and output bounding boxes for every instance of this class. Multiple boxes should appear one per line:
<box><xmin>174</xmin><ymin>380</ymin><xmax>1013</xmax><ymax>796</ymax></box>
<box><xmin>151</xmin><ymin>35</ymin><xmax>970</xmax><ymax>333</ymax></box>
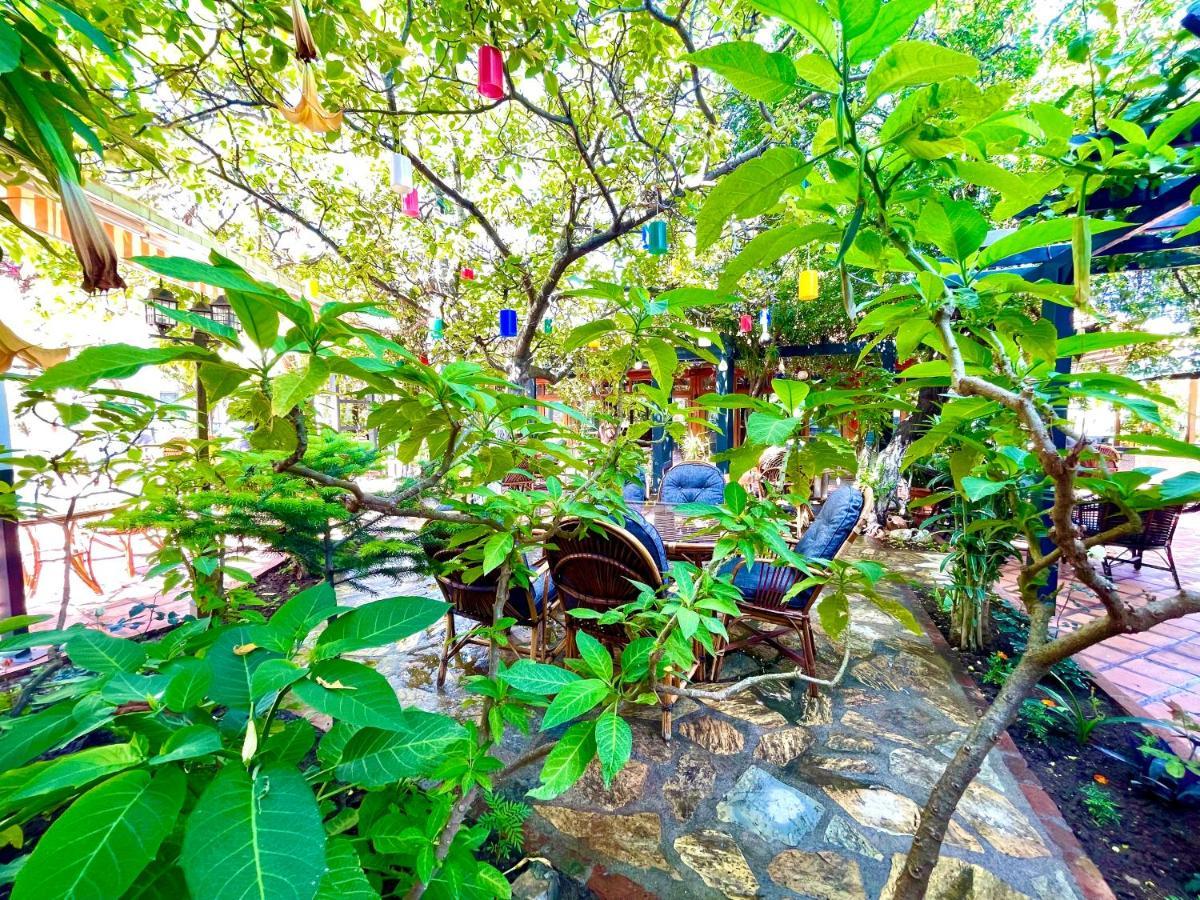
<box><xmin>996</xmin><ymin>515</ymin><xmax>1200</xmax><ymax>721</ymax></box>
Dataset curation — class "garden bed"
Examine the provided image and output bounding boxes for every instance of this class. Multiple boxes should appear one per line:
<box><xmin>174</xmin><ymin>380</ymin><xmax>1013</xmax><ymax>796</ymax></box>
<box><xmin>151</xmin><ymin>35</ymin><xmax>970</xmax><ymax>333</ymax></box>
<box><xmin>919</xmin><ymin>591</ymin><xmax>1200</xmax><ymax>900</ymax></box>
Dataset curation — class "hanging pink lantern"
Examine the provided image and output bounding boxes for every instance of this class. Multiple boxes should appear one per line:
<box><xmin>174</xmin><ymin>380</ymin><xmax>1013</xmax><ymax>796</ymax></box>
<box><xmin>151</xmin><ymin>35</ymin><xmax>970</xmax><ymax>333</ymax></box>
<box><xmin>403</xmin><ymin>188</ymin><xmax>419</xmax><ymax>218</ymax></box>
<box><xmin>461</xmin><ymin>267</ymin><xmax>476</xmax><ymax>281</ymax></box>
<box><xmin>738</xmin><ymin>313</ymin><xmax>752</xmax><ymax>334</ymax></box>
<box><xmin>478</xmin><ymin>45</ymin><xmax>505</xmax><ymax>100</ymax></box>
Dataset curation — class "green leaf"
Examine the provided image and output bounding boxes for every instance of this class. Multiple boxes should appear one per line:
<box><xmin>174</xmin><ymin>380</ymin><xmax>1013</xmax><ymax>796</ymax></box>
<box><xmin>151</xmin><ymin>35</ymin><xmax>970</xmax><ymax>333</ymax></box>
<box><xmin>645</xmin><ymin>338</ymin><xmax>678</xmax><ymax>395</ymax></box>
<box><xmin>816</xmin><ymin>592</ymin><xmax>849</xmax><ymax>641</ymax></box>
<box><xmin>685</xmin><ymin>42</ymin><xmax>796</xmax><ymax>104</ymax></box>
<box><xmin>481</xmin><ymin>532</ymin><xmax>515</xmax><ymax>575</ymax></box>
<box><xmin>848</xmin><ymin>0</ymin><xmax>934</xmax><ymax>63</ymax></box>
<box><xmin>527</xmin><ymin>720</ymin><xmax>596</xmax><ymax>800</ymax></box>
<box><xmin>313</xmin><ymin>596</ymin><xmax>448</xmax><ymax>659</ymax></box>
<box><xmin>976</xmin><ymin>217</ymin><xmax>1125</xmax><ymax>268</ymax></box>
<box><xmin>148</xmin><ymin>301</ymin><xmax>239</xmax><ymax>343</ymax></box>
<box><xmin>574</xmin><ymin>631</ymin><xmax>613</xmax><ymax>682</ymax></box>
<box><xmin>0</xmin><ymin>705</ymin><xmax>83</xmax><ymax>772</ymax></box>
<box><xmin>334</xmin><ymin>713</ymin><xmax>466</xmax><ymax>785</ymax></box>
<box><xmin>0</xmin><ymin>21</ymin><xmax>20</xmax><ymax>74</ymax></box>
<box><xmin>225</xmin><ymin>290</ymin><xmax>280</xmax><ymax>349</ymax></box>
<box><xmin>745</xmin><ymin>411</ymin><xmax>799</xmax><ymax>445</ymax></box>
<box><xmin>962</xmin><ymin>476</ymin><xmax>1008</xmax><ymax>501</ymax></box>
<box><xmin>659</xmin><ymin>287</ymin><xmax>738</xmax><ymax>311</ymax></box>
<box><xmin>1055</xmin><ymin>331</ymin><xmax>1172</xmax><ymax>358</ymax></box>
<box><xmin>749</xmin><ymin>0</ymin><xmax>837</xmax><ymax>58</ymax></box>
<box><xmin>206</xmin><ymin>627</ymin><xmax>281</xmax><ymax>709</ymax></box>
<box><xmin>865</xmin><ymin>41</ymin><xmax>978</xmax><ymax>106</ymax></box>
<box><xmin>771</xmin><ymin>378</ymin><xmax>810</xmax><ymax>415</ymax></box>
<box><xmin>28</xmin><ymin>345</ymin><xmax>217</xmax><ymax>391</ymax></box>
<box><xmin>540</xmin><ymin>679</ymin><xmax>610</xmax><ymax>730</ymax></box>
<box><xmin>11</xmin><ymin>768</ymin><xmax>184</xmax><ymax>900</ymax></box>
<box><xmin>199</xmin><ymin>363</ymin><xmax>252</xmax><ymax>405</ymax></box>
<box><xmin>151</xmin><ymin>724</ymin><xmax>223</xmax><ymax>764</ymax></box>
<box><xmin>0</xmin><ymin>614</ymin><xmax>49</xmax><ymax>634</ymax></box>
<box><xmin>268</xmin><ymin>581</ymin><xmax>336</xmax><ymax>648</ymax></box>
<box><xmin>291</xmin><ymin>660</ymin><xmax>406</xmax><ymax>730</ymax></box>
<box><xmin>1117</xmin><ymin>433</ymin><xmax>1200</xmax><ymax>463</ymax></box>
<box><xmin>500</xmin><ymin>659</ymin><xmax>582</xmax><ymax>694</ymax></box>
<box><xmin>563</xmin><ymin>319</ymin><xmax>615</xmax><ymax>353</ymax></box>
<box><xmin>162</xmin><ymin>657</ymin><xmax>212</xmax><ymax>712</ymax></box>
<box><xmin>5</xmin><ymin>741</ymin><xmax>145</xmax><ymax>809</ymax></box>
<box><xmin>593</xmin><ymin>712</ymin><xmax>633</xmax><ymax>788</ymax></box>
<box><xmin>317</xmin><ymin>837</ymin><xmax>379</xmax><ymax>900</ymax></box>
<box><xmin>829</xmin><ymin>0</ymin><xmax>880</xmax><ymax>38</ymax></box>
<box><xmin>792</xmin><ymin>53</ymin><xmax>842</xmax><ymax>92</ymax></box>
<box><xmin>251</xmin><ymin>658</ymin><xmax>307</xmax><ymax>700</ymax></box>
<box><xmin>131</xmin><ymin>255</ymin><xmax>282</xmax><ymax>299</ymax></box>
<box><xmin>65</xmin><ymin>629</ymin><xmax>146</xmax><ymax>674</ymax></box>
<box><xmin>720</xmin><ymin>223</ymin><xmax>835</xmax><ymax>290</ymax></box>
<box><xmin>272</xmin><ymin>358</ymin><xmax>330</xmax><ymax>417</ymax></box>
<box><xmin>697</xmin><ymin>147</ymin><xmax>809</xmax><ymax>250</ymax></box>
<box><xmin>917</xmin><ymin>199</ymin><xmax>988</xmax><ymax>262</ymax></box>
<box><xmin>182</xmin><ymin>764</ymin><xmax>325</xmax><ymax>900</ymax></box>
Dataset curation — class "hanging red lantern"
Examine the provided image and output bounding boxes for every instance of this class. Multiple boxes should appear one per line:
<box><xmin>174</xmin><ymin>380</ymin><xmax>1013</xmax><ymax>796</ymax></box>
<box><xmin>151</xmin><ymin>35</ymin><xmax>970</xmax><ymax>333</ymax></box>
<box><xmin>419</xmin><ymin>352</ymin><xmax>430</xmax><ymax>365</ymax></box>
<box><xmin>478</xmin><ymin>45</ymin><xmax>505</xmax><ymax>100</ymax></box>
<box><xmin>738</xmin><ymin>313</ymin><xmax>752</xmax><ymax>334</ymax></box>
<box><xmin>403</xmin><ymin>188</ymin><xmax>419</xmax><ymax>218</ymax></box>
<box><xmin>461</xmin><ymin>267</ymin><xmax>476</xmax><ymax>281</ymax></box>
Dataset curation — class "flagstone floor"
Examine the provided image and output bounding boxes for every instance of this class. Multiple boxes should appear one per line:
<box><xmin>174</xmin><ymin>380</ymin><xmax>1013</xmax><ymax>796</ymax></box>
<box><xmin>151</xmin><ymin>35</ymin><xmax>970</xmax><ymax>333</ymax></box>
<box><xmin>337</xmin><ymin>564</ymin><xmax>1094</xmax><ymax>900</ymax></box>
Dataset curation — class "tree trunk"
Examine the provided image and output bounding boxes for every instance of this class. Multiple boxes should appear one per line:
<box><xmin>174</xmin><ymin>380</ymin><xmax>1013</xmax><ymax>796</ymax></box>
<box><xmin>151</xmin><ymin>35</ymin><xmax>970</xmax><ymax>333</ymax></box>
<box><xmin>891</xmin><ymin>657</ymin><xmax>1048</xmax><ymax>900</ymax></box>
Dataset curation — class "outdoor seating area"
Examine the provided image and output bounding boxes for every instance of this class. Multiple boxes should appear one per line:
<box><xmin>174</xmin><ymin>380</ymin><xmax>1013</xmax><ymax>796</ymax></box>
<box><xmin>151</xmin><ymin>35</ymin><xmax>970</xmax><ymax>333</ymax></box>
<box><xmin>4</xmin><ymin>2</ymin><xmax>1200</xmax><ymax>899</ymax></box>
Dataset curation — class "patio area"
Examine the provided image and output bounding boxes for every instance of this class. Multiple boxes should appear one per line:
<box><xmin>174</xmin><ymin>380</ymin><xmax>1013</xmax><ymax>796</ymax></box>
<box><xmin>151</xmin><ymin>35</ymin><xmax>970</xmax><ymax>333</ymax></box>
<box><xmin>338</xmin><ymin>565</ymin><xmax>1097</xmax><ymax>900</ymax></box>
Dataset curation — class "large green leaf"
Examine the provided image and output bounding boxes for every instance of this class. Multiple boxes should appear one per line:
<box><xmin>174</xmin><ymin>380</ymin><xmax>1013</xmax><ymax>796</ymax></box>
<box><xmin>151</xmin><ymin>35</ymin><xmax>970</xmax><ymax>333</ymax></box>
<box><xmin>540</xmin><ymin>679</ymin><xmax>610</xmax><ymax>731</ymax></box>
<box><xmin>150</xmin><ymin>724</ymin><xmax>223</xmax><ymax>765</ymax></box>
<box><xmin>848</xmin><ymin>0</ymin><xmax>935</xmax><ymax>63</ymax></box>
<box><xmin>685</xmin><ymin>42</ymin><xmax>796</xmax><ymax>104</ymax></box>
<box><xmin>500</xmin><ymin>659</ymin><xmax>582</xmax><ymax>694</ymax></box>
<box><xmin>291</xmin><ymin>660</ymin><xmax>405</xmax><ymax>730</ymax></box>
<box><xmin>917</xmin><ymin>199</ymin><xmax>988</xmax><ymax>262</ymax></box>
<box><xmin>720</xmin><ymin>223</ymin><xmax>835</xmax><ymax>290</ymax></box>
<box><xmin>206</xmin><ymin>626</ymin><xmax>282</xmax><ymax>710</ymax></box>
<box><xmin>131</xmin><ymin>255</ymin><xmax>281</xmax><ymax>298</ymax></box>
<box><xmin>697</xmin><ymin>147</ymin><xmax>808</xmax><ymax>250</ymax></box>
<box><xmin>865</xmin><ymin>41</ymin><xmax>978</xmax><ymax>107</ymax></box>
<box><xmin>65</xmin><ymin>629</ymin><xmax>146</xmax><ymax>674</ymax></box>
<box><xmin>481</xmin><ymin>531</ymin><xmax>514</xmax><ymax>574</ymax></box>
<box><xmin>1117</xmin><ymin>433</ymin><xmax>1200</xmax><ymax>463</ymax></box>
<box><xmin>0</xmin><ymin>705</ymin><xmax>80</xmax><ymax>772</ymax></box>
<box><xmin>317</xmin><ymin>837</ymin><xmax>379</xmax><ymax>900</ymax></box>
<box><xmin>659</xmin><ymin>287</ymin><xmax>738</xmax><ymax>311</ymax></box>
<box><xmin>527</xmin><ymin>720</ymin><xmax>596</xmax><ymax>800</ymax></box>
<box><xmin>829</xmin><ymin>0</ymin><xmax>880</xmax><ymax>38</ymax></box>
<box><xmin>162</xmin><ymin>656</ymin><xmax>212</xmax><ymax>712</ymax></box>
<box><xmin>334</xmin><ymin>712</ymin><xmax>466</xmax><ymax>786</ymax></box>
<box><xmin>28</xmin><ymin>344</ymin><xmax>217</xmax><ymax>391</ymax></box>
<box><xmin>313</xmin><ymin>596</ymin><xmax>448</xmax><ymax>659</ymax></box>
<box><xmin>11</xmin><ymin>768</ymin><xmax>184</xmax><ymax>900</ymax></box>
<box><xmin>745</xmin><ymin>411</ymin><xmax>800</xmax><ymax>445</ymax></box>
<box><xmin>574</xmin><ymin>631</ymin><xmax>613</xmax><ymax>682</ymax></box>
<box><xmin>976</xmin><ymin>217</ymin><xmax>1125</xmax><ymax>268</ymax></box>
<box><xmin>4</xmin><ymin>741</ymin><xmax>145</xmax><ymax>809</ymax></box>
<box><xmin>268</xmin><ymin>581</ymin><xmax>336</xmax><ymax>648</ymax></box>
<box><xmin>593</xmin><ymin>712</ymin><xmax>632</xmax><ymax>788</ymax></box>
<box><xmin>0</xmin><ymin>20</ymin><xmax>20</xmax><ymax>74</ymax></box>
<box><xmin>749</xmin><ymin>0</ymin><xmax>837</xmax><ymax>57</ymax></box>
<box><xmin>272</xmin><ymin>358</ymin><xmax>330</xmax><ymax>417</ymax></box>
<box><xmin>225</xmin><ymin>289</ymin><xmax>280</xmax><ymax>349</ymax></box>
<box><xmin>182</xmin><ymin>764</ymin><xmax>325</xmax><ymax>900</ymax></box>
<box><xmin>1054</xmin><ymin>330</ymin><xmax>1172</xmax><ymax>358</ymax></box>
<box><xmin>645</xmin><ymin>337</ymin><xmax>678</xmax><ymax>396</ymax></box>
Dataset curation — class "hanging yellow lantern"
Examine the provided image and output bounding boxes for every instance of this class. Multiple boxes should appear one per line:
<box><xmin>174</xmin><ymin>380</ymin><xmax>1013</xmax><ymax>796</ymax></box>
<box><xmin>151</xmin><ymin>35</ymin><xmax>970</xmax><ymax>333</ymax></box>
<box><xmin>798</xmin><ymin>269</ymin><xmax>820</xmax><ymax>301</ymax></box>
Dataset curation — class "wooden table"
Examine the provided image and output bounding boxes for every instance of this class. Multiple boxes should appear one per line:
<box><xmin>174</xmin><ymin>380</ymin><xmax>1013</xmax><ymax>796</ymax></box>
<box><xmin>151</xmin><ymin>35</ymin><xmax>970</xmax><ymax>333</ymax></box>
<box><xmin>637</xmin><ymin>501</ymin><xmax>719</xmax><ymax>564</ymax></box>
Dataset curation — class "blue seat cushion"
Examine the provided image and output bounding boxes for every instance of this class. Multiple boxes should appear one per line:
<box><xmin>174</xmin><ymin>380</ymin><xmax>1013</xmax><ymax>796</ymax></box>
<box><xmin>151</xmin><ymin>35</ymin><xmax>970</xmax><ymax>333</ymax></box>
<box><xmin>508</xmin><ymin>568</ymin><xmax>554</xmax><ymax>619</ymax></box>
<box><xmin>622</xmin><ymin>507</ymin><xmax>668</xmax><ymax>573</ymax></box>
<box><xmin>622</xmin><ymin>481</ymin><xmax>647</xmax><ymax>503</ymax></box>
<box><xmin>661</xmin><ymin>462</ymin><xmax>725</xmax><ymax>505</ymax></box>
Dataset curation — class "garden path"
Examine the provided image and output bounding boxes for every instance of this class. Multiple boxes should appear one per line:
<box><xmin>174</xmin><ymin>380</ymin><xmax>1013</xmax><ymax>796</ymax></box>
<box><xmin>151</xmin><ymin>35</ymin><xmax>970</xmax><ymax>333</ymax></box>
<box><xmin>337</xmin><ymin>562</ymin><xmax>1098</xmax><ymax>900</ymax></box>
<box><xmin>995</xmin><ymin>516</ymin><xmax>1200</xmax><ymax>722</ymax></box>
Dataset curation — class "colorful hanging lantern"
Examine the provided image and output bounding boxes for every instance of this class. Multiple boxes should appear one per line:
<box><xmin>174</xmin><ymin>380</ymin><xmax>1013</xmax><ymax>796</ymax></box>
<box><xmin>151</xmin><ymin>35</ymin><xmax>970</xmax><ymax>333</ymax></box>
<box><xmin>478</xmin><ymin>45</ymin><xmax>505</xmax><ymax>100</ymax></box>
<box><xmin>738</xmin><ymin>313</ymin><xmax>752</xmax><ymax>335</ymax></box>
<box><xmin>419</xmin><ymin>352</ymin><xmax>430</xmax><ymax>365</ymax></box>
<box><xmin>798</xmin><ymin>269</ymin><xmax>820</xmax><ymax>301</ymax></box>
<box><xmin>461</xmin><ymin>267</ymin><xmax>475</xmax><ymax>281</ymax></box>
<box><xmin>543</xmin><ymin>316</ymin><xmax>553</xmax><ymax>334</ymax></box>
<box><xmin>431</xmin><ymin>317</ymin><xmax>445</xmax><ymax>341</ymax></box>
<box><xmin>717</xmin><ymin>358</ymin><xmax>729</xmax><ymax>373</ymax></box>
<box><xmin>499</xmin><ymin>308</ymin><xmax>518</xmax><ymax>338</ymax></box>
<box><xmin>697</xmin><ymin>336</ymin><xmax>712</xmax><ymax>348</ymax></box>
<box><xmin>391</xmin><ymin>153</ymin><xmax>413</xmax><ymax>193</ymax></box>
<box><xmin>758</xmin><ymin>308</ymin><xmax>772</xmax><ymax>343</ymax></box>
<box><xmin>402</xmin><ymin>188</ymin><xmax>420</xmax><ymax>218</ymax></box>
<box><xmin>641</xmin><ymin>220</ymin><xmax>668</xmax><ymax>255</ymax></box>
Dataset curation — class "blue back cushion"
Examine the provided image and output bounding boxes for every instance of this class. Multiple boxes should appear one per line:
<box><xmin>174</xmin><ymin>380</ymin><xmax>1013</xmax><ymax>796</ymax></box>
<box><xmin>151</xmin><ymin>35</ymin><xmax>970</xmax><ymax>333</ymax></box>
<box><xmin>622</xmin><ymin>481</ymin><xmax>647</xmax><ymax>504</ymax></box>
<box><xmin>796</xmin><ymin>485</ymin><xmax>864</xmax><ymax>561</ymax></box>
<box><xmin>661</xmin><ymin>462</ymin><xmax>725</xmax><ymax>505</ymax></box>
<box><xmin>622</xmin><ymin>507</ymin><xmax>668</xmax><ymax>573</ymax></box>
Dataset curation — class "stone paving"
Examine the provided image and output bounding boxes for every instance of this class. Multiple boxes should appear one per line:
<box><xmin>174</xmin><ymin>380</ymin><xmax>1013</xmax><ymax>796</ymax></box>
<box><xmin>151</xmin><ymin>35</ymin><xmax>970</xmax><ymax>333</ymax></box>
<box><xmin>337</xmin><ymin>565</ymin><xmax>1090</xmax><ymax>900</ymax></box>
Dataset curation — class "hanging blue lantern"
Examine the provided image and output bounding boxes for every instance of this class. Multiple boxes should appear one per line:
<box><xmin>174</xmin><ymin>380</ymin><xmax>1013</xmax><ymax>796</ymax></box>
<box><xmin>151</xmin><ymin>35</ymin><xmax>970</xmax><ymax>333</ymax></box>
<box><xmin>499</xmin><ymin>308</ymin><xmax>518</xmax><ymax>338</ymax></box>
<box><xmin>641</xmin><ymin>220</ymin><xmax>668</xmax><ymax>255</ymax></box>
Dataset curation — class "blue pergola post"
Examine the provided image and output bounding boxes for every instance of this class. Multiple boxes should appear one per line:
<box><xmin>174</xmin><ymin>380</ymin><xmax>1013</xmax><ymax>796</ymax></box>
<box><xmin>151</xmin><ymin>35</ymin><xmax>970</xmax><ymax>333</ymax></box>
<box><xmin>650</xmin><ymin>373</ymin><xmax>673</xmax><ymax>491</ymax></box>
<box><xmin>711</xmin><ymin>339</ymin><xmax>735</xmax><ymax>474</ymax></box>
<box><xmin>1039</xmin><ymin>267</ymin><xmax>1075</xmax><ymax>600</ymax></box>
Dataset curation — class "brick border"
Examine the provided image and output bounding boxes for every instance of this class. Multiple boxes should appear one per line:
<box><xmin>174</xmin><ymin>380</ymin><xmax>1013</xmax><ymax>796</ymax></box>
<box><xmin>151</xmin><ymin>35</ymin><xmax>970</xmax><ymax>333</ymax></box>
<box><xmin>906</xmin><ymin>587</ymin><xmax>1117</xmax><ymax>900</ymax></box>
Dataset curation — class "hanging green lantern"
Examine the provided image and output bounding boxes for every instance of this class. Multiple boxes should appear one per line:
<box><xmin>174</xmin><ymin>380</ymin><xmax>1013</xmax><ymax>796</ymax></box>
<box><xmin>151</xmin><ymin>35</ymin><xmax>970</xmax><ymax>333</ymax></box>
<box><xmin>431</xmin><ymin>317</ymin><xmax>445</xmax><ymax>341</ymax></box>
<box><xmin>641</xmin><ymin>220</ymin><xmax>668</xmax><ymax>255</ymax></box>
<box><xmin>543</xmin><ymin>316</ymin><xmax>553</xmax><ymax>334</ymax></box>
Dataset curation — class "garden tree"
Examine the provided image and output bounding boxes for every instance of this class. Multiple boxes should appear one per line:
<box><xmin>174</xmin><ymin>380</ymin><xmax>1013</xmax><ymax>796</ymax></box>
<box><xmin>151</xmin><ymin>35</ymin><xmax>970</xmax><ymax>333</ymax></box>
<box><xmin>688</xmin><ymin>0</ymin><xmax>1200</xmax><ymax>897</ymax></box>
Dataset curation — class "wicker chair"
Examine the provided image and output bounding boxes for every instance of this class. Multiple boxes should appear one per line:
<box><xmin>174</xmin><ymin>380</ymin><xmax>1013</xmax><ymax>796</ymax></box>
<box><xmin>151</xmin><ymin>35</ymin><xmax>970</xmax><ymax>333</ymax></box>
<box><xmin>546</xmin><ymin>515</ymin><xmax>694</xmax><ymax>738</ymax></box>
<box><xmin>1072</xmin><ymin>500</ymin><xmax>1191</xmax><ymax>589</ymax></box>
<box><xmin>501</xmin><ymin>471</ymin><xmax>535</xmax><ymax>492</ymax></box>
<box><xmin>430</xmin><ymin>550</ymin><xmax>555</xmax><ymax>687</ymax></box>
<box><xmin>718</xmin><ymin>484</ymin><xmax>869</xmax><ymax>697</ymax></box>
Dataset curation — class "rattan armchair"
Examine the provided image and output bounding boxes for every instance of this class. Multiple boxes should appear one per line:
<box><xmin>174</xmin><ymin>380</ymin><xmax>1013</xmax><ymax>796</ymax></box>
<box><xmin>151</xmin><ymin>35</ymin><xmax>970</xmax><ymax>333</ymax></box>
<box><xmin>1072</xmin><ymin>500</ymin><xmax>1193</xmax><ymax>589</ymax></box>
